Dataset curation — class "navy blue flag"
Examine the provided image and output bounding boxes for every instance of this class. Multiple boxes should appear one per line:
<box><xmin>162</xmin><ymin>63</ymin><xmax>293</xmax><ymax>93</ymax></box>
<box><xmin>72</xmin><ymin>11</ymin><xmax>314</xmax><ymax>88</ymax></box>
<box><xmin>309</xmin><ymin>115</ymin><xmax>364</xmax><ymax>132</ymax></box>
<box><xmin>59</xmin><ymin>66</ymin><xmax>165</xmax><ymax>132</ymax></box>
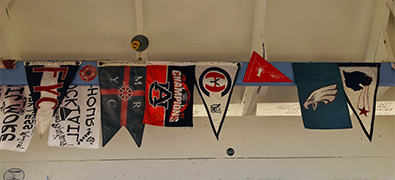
<box><xmin>25</xmin><ymin>61</ymin><xmax>79</xmax><ymax>136</ymax></box>
<box><xmin>99</xmin><ymin>65</ymin><xmax>146</xmax><ymax>147</ymax></box>
<box><xmin>293</xmin><ymin>63</ymin><xmax>352</xmax><ymax>129</ymax></box>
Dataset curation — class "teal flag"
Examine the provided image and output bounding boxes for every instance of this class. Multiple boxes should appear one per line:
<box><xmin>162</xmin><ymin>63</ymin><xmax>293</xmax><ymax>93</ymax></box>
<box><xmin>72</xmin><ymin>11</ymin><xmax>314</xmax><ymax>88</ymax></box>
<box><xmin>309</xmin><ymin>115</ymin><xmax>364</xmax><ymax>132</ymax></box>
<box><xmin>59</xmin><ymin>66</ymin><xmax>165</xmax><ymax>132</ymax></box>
<box><xmin>293</xmin><ymin>63</ymin><xmax>352</xmax><ymax>129</ymax></box>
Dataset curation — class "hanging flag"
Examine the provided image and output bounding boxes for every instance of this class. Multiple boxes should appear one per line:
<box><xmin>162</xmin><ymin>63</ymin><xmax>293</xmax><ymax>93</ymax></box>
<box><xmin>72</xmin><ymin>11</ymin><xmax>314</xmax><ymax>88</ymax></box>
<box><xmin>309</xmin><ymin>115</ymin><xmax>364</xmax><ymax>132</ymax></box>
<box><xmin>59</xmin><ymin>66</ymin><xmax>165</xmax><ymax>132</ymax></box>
<box><xmin>243</xmin><ymin>51</ymin><xmax>292</xmax><ymax>83</ymax></box>
<box><xmin>144</xmin><ymin>62</ymin><xmax>195</xmax><ymax>127</ymax></box>
<box><xmin>0</xmin><ymin>86</ymin><xmax>36</xmax><ymax>152</ymax></box>
<box><xmin>98</xmin><ymin>61</ymin><xmax>146</xmax><ymax>147</ymax></box>
<box><xmin>48</xmin><ymin>61</ymin><xmax>101</xmax><ymax>149</ymax></box>
<box><xmin>0</xmin><ymin>59</ymin><xmax>17</xmax><ymax>69</ymax></box>
<box><xmin>293</xmin><ymin>63</ymin><xmax>352</xmax><ymax>129</ymax></box>
<box><xmin>195</xmin><ymin>62</ymin><xmax>240</xmax><ymax>139</ymax></box>
<box><xmin>25</xmin><ymin>61</ymin><xmax>80</xmax><ymax>136</ymax></box>
<box><xmin>339</xmin><ymin>63</ymin><xmax>380</xmax><ymax>141</ymax></box>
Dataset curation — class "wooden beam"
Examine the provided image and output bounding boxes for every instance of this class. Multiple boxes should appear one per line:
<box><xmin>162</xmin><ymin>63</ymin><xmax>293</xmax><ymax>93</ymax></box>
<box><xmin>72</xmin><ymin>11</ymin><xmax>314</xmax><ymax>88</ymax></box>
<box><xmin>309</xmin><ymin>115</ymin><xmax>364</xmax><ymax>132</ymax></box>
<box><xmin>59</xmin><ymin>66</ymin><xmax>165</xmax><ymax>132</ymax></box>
<box><xmin>381</xmin><ymin>31</ymin><xmax>395</xmax><ymax>61</ymax></box>
<box><xmin>0</xmin><ymin>0</ymin><xmax>12</xmax><ymax>58</ymax></box>
<box><xmin>134</xmin><ymin>0</ymin><xmax>147</xmax><ymax>62</ymax></box>
<box><xmin>2</xmin><ymin>61</ymin><xmax>395</xmax><ymax>86</ymax></box>
<box><xmin>365</xmin><ymin>0</ymin><xmax>391</xmax><ymax>61</ymax></box>
<box><xmin>386</xmin><ymin>0</ymin><xmax>395</xmax><ymax>18</ymax></box>
<box><xmin>240</xmin><ymin>0</ymin><xmax>267</xmax><ymax>116</ymax></box>
<box><xmin>241</xmin><ymin>86</ymin><xmax>267</xmax><ymax>116</ymax></box>
<box><xmin>193</xmin><ymin>101</ymin><xmax>395</xmax><ymax>117</ymax></box>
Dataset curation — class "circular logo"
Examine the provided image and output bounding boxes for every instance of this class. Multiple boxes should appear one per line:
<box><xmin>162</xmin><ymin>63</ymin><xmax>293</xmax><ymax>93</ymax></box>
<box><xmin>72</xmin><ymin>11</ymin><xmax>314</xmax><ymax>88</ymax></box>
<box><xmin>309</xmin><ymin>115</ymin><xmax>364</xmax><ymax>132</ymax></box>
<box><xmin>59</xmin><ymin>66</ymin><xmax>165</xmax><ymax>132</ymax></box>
<box><xmin>199</xmin><ymin>67</ymin><xmax>232</xmax><ymax>97</ymax></box>
<box><xmin>117</xmin><ymin>85</ymin><xmax>134</xmax><ymax>101</ymax></box>
<box><xmin>3</xmin><ymin>168</ymin><xmax>25</xmax><ymax>180</ymax></box>
<box><xmin>79</xmin><ymin>65</ymin><xmax>97</xmax><ymax>82</ymax></box>
<box><xmin>226</xmin><ymin>148</ymin><xmax>235</xmax><ymax>156</ymax></box>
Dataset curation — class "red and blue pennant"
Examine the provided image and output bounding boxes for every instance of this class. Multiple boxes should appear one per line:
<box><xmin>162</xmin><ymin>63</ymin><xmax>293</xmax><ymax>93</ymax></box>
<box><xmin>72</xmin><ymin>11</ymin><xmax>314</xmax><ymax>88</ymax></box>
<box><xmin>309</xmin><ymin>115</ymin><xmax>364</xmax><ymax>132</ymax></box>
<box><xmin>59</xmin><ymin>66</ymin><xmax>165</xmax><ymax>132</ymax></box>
<box><xmin>144</xmin><ymin>62</ymin><xmax>195</xmax><ymax>127</ymax></box>
<box><xmin>99</xmin><ymin>64</ymin><xmax>146</xmax><ymax>147</ymax></box>
<box><xmin>24</xmin><ymin>61</ymin><xmax>80</xmax><ymax>136</ymax></box>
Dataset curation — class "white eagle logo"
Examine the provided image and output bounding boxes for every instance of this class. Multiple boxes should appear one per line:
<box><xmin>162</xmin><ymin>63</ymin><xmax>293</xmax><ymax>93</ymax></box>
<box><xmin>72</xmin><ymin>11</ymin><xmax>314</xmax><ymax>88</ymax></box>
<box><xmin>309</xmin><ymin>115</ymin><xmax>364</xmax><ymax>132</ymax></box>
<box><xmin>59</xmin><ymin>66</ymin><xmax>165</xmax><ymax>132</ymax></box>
<box><xmin>303</xmin><ymin>84</ymin><xmax>338</xmax><ymax>110</ymax></box>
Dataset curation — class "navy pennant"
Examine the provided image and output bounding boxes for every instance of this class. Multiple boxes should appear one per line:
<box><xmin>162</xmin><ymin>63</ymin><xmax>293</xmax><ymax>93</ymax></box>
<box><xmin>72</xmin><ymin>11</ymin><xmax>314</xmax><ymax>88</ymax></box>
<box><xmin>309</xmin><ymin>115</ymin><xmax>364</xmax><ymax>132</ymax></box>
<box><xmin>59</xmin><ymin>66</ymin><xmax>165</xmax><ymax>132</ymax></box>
<box><xmin>99</xmin><ymin>65</ymin><xmax>146</xmax><ymax>147</ymax></box>
<box><xmin>25</xmin><ymin>61</ymin><xmax>80</xmax><ymax>136</ymax></box>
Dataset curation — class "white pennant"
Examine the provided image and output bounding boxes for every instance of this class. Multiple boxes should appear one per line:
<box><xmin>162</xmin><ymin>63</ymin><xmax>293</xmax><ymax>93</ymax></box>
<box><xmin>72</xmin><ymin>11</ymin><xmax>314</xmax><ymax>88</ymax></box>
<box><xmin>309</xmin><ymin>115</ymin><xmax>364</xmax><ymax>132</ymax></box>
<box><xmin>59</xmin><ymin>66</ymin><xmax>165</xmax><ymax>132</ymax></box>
<box><xmin>339</xmin><ymin>65</ymin><xmax>379</xmax><ymax>141</ymax></box>
<box><xmin>0</xmin><ymin>86</ymin><xmax>36</xmax><ymax>152</ymax></box>
<box><xmin>47</xmin><ymin>85</ymin><xmax>101</xmax><ymax>149</ymax></box>
<box><xmin>195</xmin><ymin>62</ymin><xmax>240</xmax><ymax>139</ymax></box>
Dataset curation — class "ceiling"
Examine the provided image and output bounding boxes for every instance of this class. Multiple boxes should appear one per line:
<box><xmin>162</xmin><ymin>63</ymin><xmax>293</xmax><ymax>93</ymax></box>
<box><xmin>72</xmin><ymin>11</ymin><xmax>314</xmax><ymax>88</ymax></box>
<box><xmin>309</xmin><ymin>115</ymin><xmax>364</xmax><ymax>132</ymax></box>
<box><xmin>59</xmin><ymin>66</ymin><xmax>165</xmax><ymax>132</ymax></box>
<box><xmin>1</xmin><ymin>0</ymin><xmax>394</xmax><ymax>104</ymax></box>
<box><xmin>1</xmin><ymin>0</ymin><xmax>378</xmax><ymax>61</ymax></box>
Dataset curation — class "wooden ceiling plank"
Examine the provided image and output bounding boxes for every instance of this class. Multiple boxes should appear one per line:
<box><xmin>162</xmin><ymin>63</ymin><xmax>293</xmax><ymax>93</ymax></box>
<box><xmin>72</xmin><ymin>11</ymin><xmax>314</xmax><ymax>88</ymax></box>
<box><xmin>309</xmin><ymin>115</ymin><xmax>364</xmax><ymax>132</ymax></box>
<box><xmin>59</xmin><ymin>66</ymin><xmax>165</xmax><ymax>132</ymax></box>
<box><xmin>240</xmin><ymin>0</ymin><xmax>267</xmax><ymax>116</ymax></box>
<box><xmin>134</xmin><ymin>0</ymin><xmax>147</xmax><ymax>62</ymax></box>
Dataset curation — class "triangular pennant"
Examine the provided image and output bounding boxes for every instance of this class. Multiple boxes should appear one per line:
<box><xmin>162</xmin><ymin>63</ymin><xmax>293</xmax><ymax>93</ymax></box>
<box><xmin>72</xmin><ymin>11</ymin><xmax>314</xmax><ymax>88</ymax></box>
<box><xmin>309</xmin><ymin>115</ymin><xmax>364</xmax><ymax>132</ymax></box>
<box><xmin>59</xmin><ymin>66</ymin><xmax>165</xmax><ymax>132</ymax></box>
<box><xmin>338</xmin><ymin>63</ymin><xmax>380</xmax><ymax>141</ymax></box>
<box><xmin>0</xmin><ymin>60</ymin><xmax>17</xmax><ymax>69</ymax></box>
<box><xmin>293</xmin><ymin>63</ymin><xmax>352</xmax><ymax>129</ymax></box>
<box><xmin>243</xmin><ymin>51</ymin><xmax>292</xmax><ymax>83</ymax></box>
<box><xmin>24</xmin><ymin>61</ymin><xmax>80</xmax><ymax>136</ymax></box>
<box><xmin>143</xmin><ymin>62</ymin><xmax>195</xmax><ymax>127</ymax></box>
<box><xmin>0</xmin><ymin>85</ymin><xmax>36</xmax><ymax>152</ymax></box>
<box><xmin>195</xmin><ymin>62</ymin><xmax>240</xmax><ymax>139</ymax></box>
<box><xmin>98</xmin><ymin>64</ymin><xmax>146</xmax><ymax>147</ymax></box>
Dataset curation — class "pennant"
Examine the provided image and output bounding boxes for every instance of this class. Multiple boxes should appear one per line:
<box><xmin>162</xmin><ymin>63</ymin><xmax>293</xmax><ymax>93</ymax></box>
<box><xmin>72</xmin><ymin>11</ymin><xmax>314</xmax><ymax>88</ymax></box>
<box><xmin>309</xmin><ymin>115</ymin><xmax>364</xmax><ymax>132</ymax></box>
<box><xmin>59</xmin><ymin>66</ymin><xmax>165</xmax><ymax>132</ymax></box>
<box><xmin>144</xmin><ymin>62</ymin><xmax>195</xmax><ymax>127</ymax></box>
<box><xmin>339</xmin><ymin>63</ymin><xmax>380</xmax><ymax>141</ymax></box>
<box><xmin>25</xmin><ymin>61</ymin><xmax>80</xmax><ymax>136</ymax></box>
<box><xmin>0</xmin><ymin>86</ymin><xmax>36</xmax><ymax>152</ymax></box>
<box><xmin>293</xmin><ymin>63</ymin><xmax>352</xmax><ymax>129</ymax></box>
<box><xmin>99</xmin><ymin>65</ymin><xmax>146</xmax><ymax>147</ymax></box>
<box><xmin>46</xmin><ymin>62</ymin><xmax>100</xmax><ymax>148</ymax></box>
<box><xmin>48</xmin><ymin>62</ymin><xmax>100</xmax><ymax>149</ymax></box>
<box><xmin>0</xmin><ymin>60</ymin><xmax>17</xmax><ymax>69</ymax></box>
<box><xmin>243</xmin><ymin>52</ymin><xmax>292</xmax><ymax>83</ymax></box>
<box><xmin>195</xmin><ymin>62</ymin><xmax>240</xmax><ymax>139</ymax></box>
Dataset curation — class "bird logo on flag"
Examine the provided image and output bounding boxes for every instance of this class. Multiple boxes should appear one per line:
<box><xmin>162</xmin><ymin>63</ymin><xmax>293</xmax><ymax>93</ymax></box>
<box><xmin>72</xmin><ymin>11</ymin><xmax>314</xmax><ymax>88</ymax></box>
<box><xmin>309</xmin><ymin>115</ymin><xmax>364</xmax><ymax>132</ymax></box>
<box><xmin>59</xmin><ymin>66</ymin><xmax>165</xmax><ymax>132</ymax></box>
<box><xmin>303</xmin><ymin>84</ymin><xmax>338</xmax><ymax>110</ymax></box>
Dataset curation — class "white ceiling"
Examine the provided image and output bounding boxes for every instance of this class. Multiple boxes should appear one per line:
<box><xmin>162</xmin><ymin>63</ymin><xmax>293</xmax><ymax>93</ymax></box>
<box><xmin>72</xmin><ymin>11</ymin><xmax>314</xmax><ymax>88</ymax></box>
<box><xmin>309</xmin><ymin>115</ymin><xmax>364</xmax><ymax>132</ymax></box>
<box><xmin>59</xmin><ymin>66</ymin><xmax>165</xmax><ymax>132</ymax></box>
<box><xmin>1</xmin><ymin>0</ymin><xmax>377</xmax><ymax>62</ymax></box>
<box><xmin>1</xmin><ymin>0</ymin><xmax>394</xmax><ymax>103</ymax></box>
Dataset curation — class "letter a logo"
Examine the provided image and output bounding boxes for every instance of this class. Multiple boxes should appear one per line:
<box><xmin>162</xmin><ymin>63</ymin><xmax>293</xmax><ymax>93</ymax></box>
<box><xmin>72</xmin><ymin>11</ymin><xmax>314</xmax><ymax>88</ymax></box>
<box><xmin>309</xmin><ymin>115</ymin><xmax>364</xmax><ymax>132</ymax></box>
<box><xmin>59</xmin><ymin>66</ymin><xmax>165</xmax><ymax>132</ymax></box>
<box><xmin>148</xmin><ymin>81</ymin><xmax>172</xmax><ymax>108</ymax></box>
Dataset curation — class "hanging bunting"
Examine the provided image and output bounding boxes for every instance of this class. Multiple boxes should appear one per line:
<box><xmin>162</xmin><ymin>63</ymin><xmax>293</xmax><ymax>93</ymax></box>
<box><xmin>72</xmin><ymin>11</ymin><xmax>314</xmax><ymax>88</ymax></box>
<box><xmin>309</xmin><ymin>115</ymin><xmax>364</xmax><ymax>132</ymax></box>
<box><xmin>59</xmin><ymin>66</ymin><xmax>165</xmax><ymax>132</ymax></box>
<box><xmin>48</xmin><ymin>62</ymin><xmax>101</xmax><ymax>149</ymax></box>
<box><xmin>144</xmin><ymin>62</ymin><xmax>195</xmax><ymax>127</ymax></box>
<box><xmin>0</xmin><ymin>60</ymin><xmax>17</xmax><ymax>69</ymax></box>
<box><xmin>293</xmin><ymin>63</ymin><xmax>352</xmax><ymax>129</ymax></box>
<box><xmin>98</xmin><ymin>61</ymin><xmax>146</xmax><ymax>147</ymax></box>
<box><xmin>195</xmin><ymin>62</ymin><xmax>240</xmax><ymax>139</ymax></box>
<box><xmin>24</xmin><ymin>61</ymin><xmax>80</xmax><ymax>136</ymax></box>
<box><xmin>243</xmin><ymin>52</ymin><xmax>292</xmax><ymax>83</ymax></box>
<box><xmin>0</xmin><ymin>85</ymin><xmax>35</xmax><ymax>152</ymax></box>
<box><xmin>339</xmin><ymin>63</ymin><xmax>380</xmax><ymax>141</ymax></box>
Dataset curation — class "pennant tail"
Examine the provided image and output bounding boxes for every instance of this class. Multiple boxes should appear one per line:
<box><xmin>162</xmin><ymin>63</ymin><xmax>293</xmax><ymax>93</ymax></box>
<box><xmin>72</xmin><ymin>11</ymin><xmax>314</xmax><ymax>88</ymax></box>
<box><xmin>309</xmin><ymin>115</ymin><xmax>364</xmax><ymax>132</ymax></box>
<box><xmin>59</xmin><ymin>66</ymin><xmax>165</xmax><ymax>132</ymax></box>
<box><xmin>214</xmin><ymin>63</ymin><xmax>241</xmax><ymax>140</ymax></box>
<box><xmin>101</xmin><ymin>123</ymin><xmax>121</xmax><ymax>147</ymax></box>
<box><xmin>125</xmin><ymin>125</ymin><xmax>145</xmax><ymax>147</ymax></box>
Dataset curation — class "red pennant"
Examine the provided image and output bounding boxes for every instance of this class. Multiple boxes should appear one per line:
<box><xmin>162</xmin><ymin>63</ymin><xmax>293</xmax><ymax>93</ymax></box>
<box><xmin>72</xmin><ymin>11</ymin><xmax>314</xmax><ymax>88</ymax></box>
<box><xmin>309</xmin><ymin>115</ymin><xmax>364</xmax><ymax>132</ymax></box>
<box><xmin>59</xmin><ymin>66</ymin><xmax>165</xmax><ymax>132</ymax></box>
<box><xmin>0</xmin><ymin>60</ymin><xmax>17</xmax><ymax>69</ymax></box>
<box><xmin>243</xmin><ymin>52</ymin><xmax>292</xmax><ymax>83</ymax></box>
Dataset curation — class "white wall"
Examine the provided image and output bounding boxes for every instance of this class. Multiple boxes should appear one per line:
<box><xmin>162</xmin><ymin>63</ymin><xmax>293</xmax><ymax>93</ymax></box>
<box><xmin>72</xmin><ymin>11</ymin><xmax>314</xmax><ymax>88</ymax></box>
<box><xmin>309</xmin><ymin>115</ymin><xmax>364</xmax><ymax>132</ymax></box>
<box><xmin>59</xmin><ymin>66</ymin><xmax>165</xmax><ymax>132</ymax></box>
<box><xmin>0</xmin><ymin>115</ymin><xmax>393</xmax><ymax>180</ymax></box>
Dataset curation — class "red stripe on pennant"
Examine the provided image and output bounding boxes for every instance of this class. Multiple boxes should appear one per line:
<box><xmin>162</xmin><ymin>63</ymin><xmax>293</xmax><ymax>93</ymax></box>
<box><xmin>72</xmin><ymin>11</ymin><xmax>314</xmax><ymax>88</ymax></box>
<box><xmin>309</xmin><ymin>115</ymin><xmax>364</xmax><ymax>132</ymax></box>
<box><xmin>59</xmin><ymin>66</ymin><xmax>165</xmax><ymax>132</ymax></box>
<box><xmin>121</xmin><ymin>99</ymin><xmax>128</xmax><ymax>127</ymax></box>
<box><xmin>120</xmin><ymin>66</ymin><xmax>131</xmax><ymax>127</ymax></box>
<box><xmin>100</xmin><ymin>89</ymin><xmax>118</xmax><ymax>95</ymax></box>
<box><xmin>133</xmin><ymin>90</ymin><xmax>145</xmax><ymax>97</ymax></box>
